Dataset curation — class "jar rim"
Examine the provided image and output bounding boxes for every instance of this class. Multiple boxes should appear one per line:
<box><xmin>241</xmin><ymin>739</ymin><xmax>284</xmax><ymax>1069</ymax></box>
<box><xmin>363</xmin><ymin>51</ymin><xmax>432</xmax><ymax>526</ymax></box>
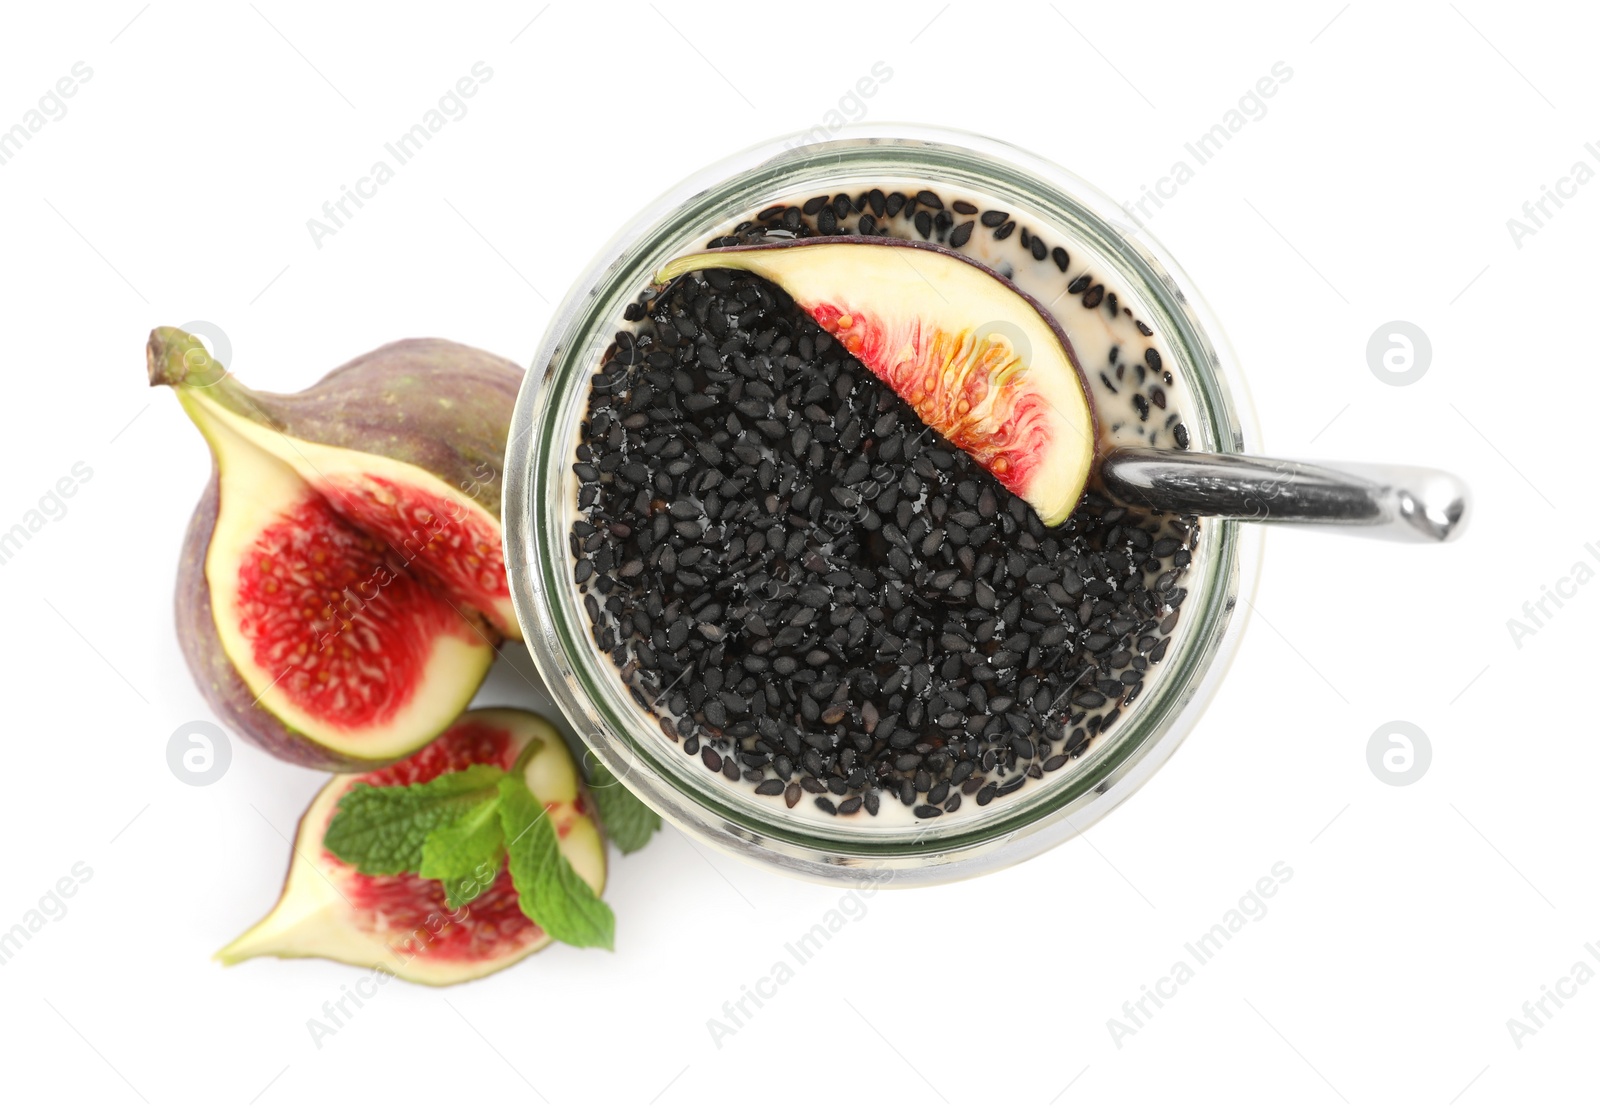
<box><xmin>504</xmin><ymin>124</ymin><xmax>1260</xmax><ymax>884</ymax></box>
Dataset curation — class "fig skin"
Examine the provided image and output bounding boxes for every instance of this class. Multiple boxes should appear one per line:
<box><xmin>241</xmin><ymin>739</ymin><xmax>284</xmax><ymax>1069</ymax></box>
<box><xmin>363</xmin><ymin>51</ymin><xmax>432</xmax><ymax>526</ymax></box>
<box><xmin>147</xmin><ymin>328</ymin><xmax>524</xmax><ymax>518</ymax></box>
<box><xmin>656</xmin><ymin>237</ymin><xmax>1100</xmax><ymax>525</ymax></box>
<box><xmin>216</xmin><ymin>708</ymin><xmax>608</xmax><ymax>985</ymax></box>
<box><xmin>175</xmin><ymin>475</ymin><xmax>401</xmax><ymax>771</ymax></box>
<box><xmin>154</xmin><ymin>328</ymin><xmax>526</xmax><ymax>771</ymax></box>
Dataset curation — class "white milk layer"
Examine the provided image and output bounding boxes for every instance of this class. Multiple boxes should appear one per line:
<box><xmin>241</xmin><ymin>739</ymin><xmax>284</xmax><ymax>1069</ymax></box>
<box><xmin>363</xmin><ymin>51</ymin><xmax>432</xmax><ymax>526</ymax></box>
<box><xmin>576</xmin><ymin>178</ymin><xmax>1200</xmax><ymax>831</ymax></box>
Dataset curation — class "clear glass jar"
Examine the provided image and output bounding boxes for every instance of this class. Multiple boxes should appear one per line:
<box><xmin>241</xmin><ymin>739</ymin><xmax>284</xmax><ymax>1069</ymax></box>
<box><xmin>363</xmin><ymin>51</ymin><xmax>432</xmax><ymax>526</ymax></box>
<box><xmin>504</xmin><ymin>125</ymin><xmax>1260</xmax><ymax>885</ymax></box>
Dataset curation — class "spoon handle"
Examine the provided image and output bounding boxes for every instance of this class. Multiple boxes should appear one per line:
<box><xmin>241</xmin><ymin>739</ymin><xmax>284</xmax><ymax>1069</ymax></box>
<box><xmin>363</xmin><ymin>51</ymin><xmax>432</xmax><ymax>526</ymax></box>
<box><xmin>1099</xmin><ymin>448</ymin><xmax>1471</xmax><ymax>543</ymax></box>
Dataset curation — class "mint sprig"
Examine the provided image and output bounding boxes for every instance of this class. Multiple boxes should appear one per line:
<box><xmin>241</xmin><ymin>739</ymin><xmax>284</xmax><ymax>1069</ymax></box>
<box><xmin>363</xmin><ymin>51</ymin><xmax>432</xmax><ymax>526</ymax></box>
<box><xmin>322</xmin><ymin>742</ymin><xmax>615</xmax><ymax>949</ymax></box>
<box><xmin>499</xmin><ymin>776</ymin><xmax>615</xmax><ymax>950</ymax></box>
<box><xmin>323</xmin><ymin>764</ymin><xmax>504</xmax><ymax>875</ymax></box>
<box><xmin>583</xmin><ymin>760</ymin><xmax>661</xmax><ymax>854</ymax></box>
<box><xmin>418</xmin><ymin>796</ymin><xmax>503</xmax><ymax>909</ymax></box>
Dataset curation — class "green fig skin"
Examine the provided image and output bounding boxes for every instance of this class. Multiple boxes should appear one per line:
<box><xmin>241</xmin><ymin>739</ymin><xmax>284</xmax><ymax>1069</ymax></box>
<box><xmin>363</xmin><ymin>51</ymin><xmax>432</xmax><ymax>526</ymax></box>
<box><xmin>147</xmin><ymin>328</ymin><xmax>524</xmax><ymax>518</ymax></box>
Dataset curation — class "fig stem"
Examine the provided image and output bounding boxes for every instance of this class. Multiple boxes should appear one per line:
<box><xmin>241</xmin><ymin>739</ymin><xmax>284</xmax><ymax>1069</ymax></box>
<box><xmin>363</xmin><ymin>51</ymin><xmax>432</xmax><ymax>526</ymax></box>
<box><xmin>147</xmin><ymin>326</ymin><xmax>228</xmax><ymax>390</ymax></box>
<box><xmin>146</xmin><ymin>325</ymin><xmax>285</xmax><ymax>435</ymax></box>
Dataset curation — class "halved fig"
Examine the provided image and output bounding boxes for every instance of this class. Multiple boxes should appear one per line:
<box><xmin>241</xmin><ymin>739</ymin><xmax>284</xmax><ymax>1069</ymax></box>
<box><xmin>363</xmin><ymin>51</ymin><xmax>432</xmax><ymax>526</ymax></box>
<box><xmin>657</xmin><ymin>237</ymin><xmax>1097</xmax><ymax>525</ymax></box>
<box><xmin>217</xmin><ymin>709</ymin><xmax>606</xmax><ymax>986</ymax></box>
<box><xmin>152</xmin><ymin>328</ymin><xmax>524</xmax><ymax>770</ymax></box>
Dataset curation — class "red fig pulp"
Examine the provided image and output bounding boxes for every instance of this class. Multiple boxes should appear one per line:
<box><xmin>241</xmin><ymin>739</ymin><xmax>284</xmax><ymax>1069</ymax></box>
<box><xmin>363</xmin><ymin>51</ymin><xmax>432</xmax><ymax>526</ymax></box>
<box><xmin>657</xmin><ymin>238</ymin><xmax>1098</xmax><ymax>526</ymax></box>
<box><xmin>153</xmin><ymin>328</ymin><xmax>526</xmax><ymax>769</ymax></box>
<box><xmin>217</xmin><ymin>709</ymin><xmax>606</xmax><ymax>986</ymax></box>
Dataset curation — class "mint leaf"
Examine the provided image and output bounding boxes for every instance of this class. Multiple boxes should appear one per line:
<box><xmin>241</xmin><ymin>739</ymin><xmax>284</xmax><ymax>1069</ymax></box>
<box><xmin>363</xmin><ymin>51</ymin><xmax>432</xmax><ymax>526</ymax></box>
<box><xmin>584</xmin><ymin>761</ymin><xmax>661</xmax><ymax>854</ymax></box>
<box><xmin>419</xmin><ymin>796</ymin><xmax>504</xmax><ymax>909</ymax></box>
<box><xmin>324</xmin><ymin>765</ymin><xmax>505</xmax><ymax>875</ymax></box>
<box><xmin>498</xmin><ymin>775</ymin><xmax>614</xmax><ymax>950</ymax></box>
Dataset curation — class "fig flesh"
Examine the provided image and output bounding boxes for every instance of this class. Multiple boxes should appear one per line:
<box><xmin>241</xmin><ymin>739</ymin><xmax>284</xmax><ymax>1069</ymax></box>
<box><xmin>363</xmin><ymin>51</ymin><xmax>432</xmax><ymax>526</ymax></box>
<box><xmin>657</xmin><ymin>237</ymin><xmax>1097</xmax><ymax>526</ymax></box>
<box><xmin>217</xmin><ymin>709</ymin><xmax>605</xmax><ymax>986</ymax></box>
<box><xmin>153</xmin><ymin>328</ymin><xmax>525</xmax><ymax>769</ymax></box>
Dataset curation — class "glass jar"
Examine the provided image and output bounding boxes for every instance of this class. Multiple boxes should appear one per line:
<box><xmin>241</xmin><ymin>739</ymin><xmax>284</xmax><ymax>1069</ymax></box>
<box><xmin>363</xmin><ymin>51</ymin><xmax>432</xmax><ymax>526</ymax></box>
<box><xmin>504</xmin><ymin>125</ymin><xmax>1260</xmax><ymax>885</ymax></box>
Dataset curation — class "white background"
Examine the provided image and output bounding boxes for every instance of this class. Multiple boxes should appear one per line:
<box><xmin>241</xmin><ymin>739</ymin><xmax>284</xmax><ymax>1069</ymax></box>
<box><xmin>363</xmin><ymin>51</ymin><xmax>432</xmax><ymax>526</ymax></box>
<box><xmin>0</xmin><ymin>2</ymin><xmax>1593</xmax><ymax>1105</ymax></box>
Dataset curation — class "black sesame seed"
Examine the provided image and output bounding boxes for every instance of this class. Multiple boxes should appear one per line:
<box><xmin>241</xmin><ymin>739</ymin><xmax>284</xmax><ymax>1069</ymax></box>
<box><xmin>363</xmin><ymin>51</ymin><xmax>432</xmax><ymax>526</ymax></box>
<box><xmin>573</xmin><ymin>201</ymin><xmax>1198</xmax><ymax>819</ymax></box>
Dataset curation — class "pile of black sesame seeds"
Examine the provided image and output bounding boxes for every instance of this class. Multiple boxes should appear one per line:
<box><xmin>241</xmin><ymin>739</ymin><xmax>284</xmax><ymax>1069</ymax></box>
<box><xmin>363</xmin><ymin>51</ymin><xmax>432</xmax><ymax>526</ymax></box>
<box><xmin>570</xmin><ymin>188</ymin><xmax>1198</xmax><ymax>820</ymax></box>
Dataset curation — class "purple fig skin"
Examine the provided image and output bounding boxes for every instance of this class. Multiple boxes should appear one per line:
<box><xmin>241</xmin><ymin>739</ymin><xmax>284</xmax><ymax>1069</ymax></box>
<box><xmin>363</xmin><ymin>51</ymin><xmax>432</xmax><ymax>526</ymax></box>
<box><xmin>147</xmin><ymin>328</ymin><xmax>525</xmax><ymax>518</ymax></box>
<box><xmin>175</xmin><ymin>475</ymin><xmax>397</xmax><ymax>773</ymax></box>
<box><xmin>156</xmin><ymin>327</ymin><xmax>523</xmax><ymax>772</ymax></box>
<box><xmin>656</xmin><ymin>235</ymin><xmax>1103</xmax><ymax>445</ymax></box>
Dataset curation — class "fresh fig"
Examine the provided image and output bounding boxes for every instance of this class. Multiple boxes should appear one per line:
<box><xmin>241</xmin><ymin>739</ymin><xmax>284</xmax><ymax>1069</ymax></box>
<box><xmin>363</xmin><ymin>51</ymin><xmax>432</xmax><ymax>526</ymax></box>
<box><xmin>152</xmin><ymin>328</ymin><xmax>525</xmax><ymax>769</ymax></box>
<box><xmin>217</xmin><ymin>709</ymin><xmax>606</xmax><ymax>986</ymax></box>
<box><xmin>657</xmin><ymin>237</ymin><xmax>1097</xmax><ymax>526</ymax></box>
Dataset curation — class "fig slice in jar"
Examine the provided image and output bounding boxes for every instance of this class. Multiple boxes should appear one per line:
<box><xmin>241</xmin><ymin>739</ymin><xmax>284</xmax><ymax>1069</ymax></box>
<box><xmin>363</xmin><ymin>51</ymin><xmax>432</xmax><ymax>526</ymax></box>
<box><xmin>151</xmin><ymin>328</ymin><xmax>522</xmax><ymax>770</ymax></box>
<box><xmin>216</xmin><ymin>709</ymin><xmax>607</xmax><ymax>986</ymax></box>
<box><xmin>656</xmin><ymin>237</ymin><xmax>1097</xmax><ymax>526</ymax></box>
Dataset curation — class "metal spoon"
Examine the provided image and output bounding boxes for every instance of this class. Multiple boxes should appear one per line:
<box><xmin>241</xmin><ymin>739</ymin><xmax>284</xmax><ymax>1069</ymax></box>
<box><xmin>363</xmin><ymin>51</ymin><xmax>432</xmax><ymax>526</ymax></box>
<box><xmin>1100</xmin><ymin>448</ymin><xmax>1471</xmax><ymax>543</ymax></box>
